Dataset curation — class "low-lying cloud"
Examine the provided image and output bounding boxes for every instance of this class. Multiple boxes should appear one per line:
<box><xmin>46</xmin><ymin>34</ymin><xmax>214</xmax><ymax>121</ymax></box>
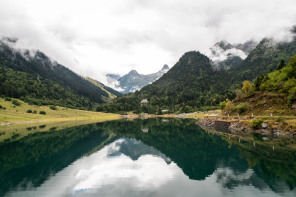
<box><xmin>0</xmin><ymin>0</ymin><xmax>296</xmax><ymax>83</ymax></box>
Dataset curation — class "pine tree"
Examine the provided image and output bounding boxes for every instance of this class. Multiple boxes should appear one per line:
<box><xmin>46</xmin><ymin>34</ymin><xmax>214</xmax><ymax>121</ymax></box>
<box><xmin>277</xmin><ymin>59</ymin><xmax>286</xmax><ymax>70</ymax></box>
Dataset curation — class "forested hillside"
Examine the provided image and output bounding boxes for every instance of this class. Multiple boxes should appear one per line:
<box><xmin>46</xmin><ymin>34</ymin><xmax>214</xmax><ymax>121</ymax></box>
<box><xmin>0</xmin><ymin>39</ymin><xmax>120</xmax><ymax>109</ymax></box>
<box><xmin>99</xmin><ymin>51</ymin><xmax>235</xmax><ymax>113</ymax></box>
<box><xmin>99</xmin><ymin>35</ymin><xmax>296</xmax><ymax>114</ymax></box>
<box><xmin>230</xmin><ymin>38</ymin><xmax>296</xmax><ymax>83</ymax></box>
<box><xmin>86</xmin><ymin>77</ymin><xmax>122</xmax><ymax>100</ymax></box>
<box><xmin>223</xmin><ymin>55</ymin><xmax>296</xmax><ymax>116</ymax></box>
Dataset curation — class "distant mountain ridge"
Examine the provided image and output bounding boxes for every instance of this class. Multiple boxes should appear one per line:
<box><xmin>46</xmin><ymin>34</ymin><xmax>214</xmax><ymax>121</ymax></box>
<box><xmin>230</xmin><ymin>37</ymin><xmax>296</xmax><ymax>83</ymax></box>
<box><xmin>100</xmin><ymin>29</ymin><xmax>296</xmax><ymax>113</ymax></box>
<box><xmin>85</xmin><ymin>77</ymin><xmax>122</xmax><ymax>101</ymax></box>
<box><xmin>0</xmin><ymin>37</ymin><xmax>120</xmax><ymax>109</ymax></box>
<box><xmin>106</xmin><ymin>64</ymin><xmax>169</xmax><ymax>94</ymax></box>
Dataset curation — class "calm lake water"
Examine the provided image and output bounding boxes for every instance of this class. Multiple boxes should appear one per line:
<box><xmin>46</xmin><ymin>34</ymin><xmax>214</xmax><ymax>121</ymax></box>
<box><xmin>0</xmin><ymin>118</ymin><xmax>295</xmax><ymax>197</ymax></box>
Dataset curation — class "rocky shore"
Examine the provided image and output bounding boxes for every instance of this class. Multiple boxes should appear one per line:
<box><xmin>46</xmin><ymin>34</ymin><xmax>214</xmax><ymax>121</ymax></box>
<box><xmin>196</xmin><ymin>116</ymin><xmax>296</xmax><ymax>139</ymax></box>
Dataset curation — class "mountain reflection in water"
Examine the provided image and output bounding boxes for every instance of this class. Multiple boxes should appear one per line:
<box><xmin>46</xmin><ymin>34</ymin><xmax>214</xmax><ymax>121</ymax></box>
<box><xmin>0</xmin><ymin>118</ymin><xmax>295</xmax><ymax>197</ymax></box>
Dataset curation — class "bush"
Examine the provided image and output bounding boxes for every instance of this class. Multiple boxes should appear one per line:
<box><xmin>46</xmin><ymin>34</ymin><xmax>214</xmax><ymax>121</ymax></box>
<box><xmin>39</xmin><ymin>111</ymin><xmax>46</xmax><ymax>115</ymax></box>
<box><xmin>251</xmin><ymin>119</ymin><xmax>264</xmax><ymax>129</ymax></box>
<box><xmin>235</xmin><ymin>103</ymin><xmax>250</xmax><ymax>115</ymax></box>
<box><xmin>242</xmin><ymin>81</ymin><xmax>253</xmax><ymax>94</ymax></box>
<box><xmin>219</xmin><ymin>101</ymin><xmax>226</xmax><ymax>110</ymax></box>
<box><xmin>5</xmin><ymin>97</ymin><xmax>11</xmax><ymax>101</ymax></box>
<box><xmin>32</xmin><ymin>110</ymin><xmax>37</xmax><ymax>114</ymax></box>
<box><xmin>275</xmin><ymin>117</ymin><xmax>285</xmax><ymax>122</ymax></box>
<box><xmin>12</xmin><ymin>100</ymin><xmax>21</xmax><ymax>106</ymax></box>
<box><xmin>288</xmin><ymin>87</ymin><xmax>296</xmax><ymax>106</ymax></box>
<box><xmin>26</xmin><ymin>109</ymin><xmax>32</xmax><ymax>113</ymax></box>
<box><xmin>50</xmin><ymin>105</ymin><xmax>57</xmax><ymax>110</ymax></box>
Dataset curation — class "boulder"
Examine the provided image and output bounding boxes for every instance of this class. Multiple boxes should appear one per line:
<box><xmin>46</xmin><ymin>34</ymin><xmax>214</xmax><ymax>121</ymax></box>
<box><xmin>213</xmin><ymin>121</ymin><xmax>231</xmax><ymax>129</ymax></box>
<box><xmin>262</xmin><ymin>137</ymin><xmax>269</xmax><ymax>141</ymax></box>
<box><xmin>262</xmin><ymin>123</ymin><xmax>268</xmax><ymax>129</ymax></box>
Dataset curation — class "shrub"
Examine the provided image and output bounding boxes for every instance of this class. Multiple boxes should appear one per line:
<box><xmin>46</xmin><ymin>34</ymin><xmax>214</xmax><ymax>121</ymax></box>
<box><xmin>50</xmin><ymin>105</ymin><xmax>57</xmax><ymax>110</ymax></box>
<box><xmin>275</xmin><ymin>117</ymin><xmax>285</xmax><ymax>122</ymax></box>
<box><xmin>288</xmin><ymin>87</ymin><xmax>296</xmax><ymax>106</ymax></box>
<box><xmin>220</xmin><ymin>99</ymin><xmax>231</xmax><ymax>111</ymax></box>
<box><xmin>251</xmin><ymin>119</ymin><xmax>264</xmax><ymax>129</ymax></box>
<box><xmin>12</xmin><ymin>100</ymin><xmax>21</xmax><ymax>106</ymax></box>
<box><xmin>219</xmin><ymin>101</ymin><xmax>226</xmax><ymax>110</ymax></box>
<box><xmin>26</xmin><ymin>109</ymin><xmax>32</xmax><ymax>113</ymax></box>
<box><xmin>5</xmin><ymin>97</ymin><xmax>11</xmax><ymax>101</ymax></box>
<box><xmin>242</xmin><ymin>81</ymin><xmax>253</xmax><ymax>94</ymax></box>
<box><xmin>39</xmin><ymin>125</ymin><xmax>46</xmax><ymax>129</ymax></box>
<box><xmin>236</xmin><ymin>103</ymin><xmax>250</xmax><ymax>115</ymax></box>
<box><xmin>32</xmin><ymin>110</ymin><xmax>37</xmax><ymax>114</ymax></box>
<box><xmin>235</xmin><ymin>89</ymin><xmax>243</xmax><ymax>99</ymax></box>
<box><xmin>39</xmin><ymin>111</ymin><xmax>46</xmax><ymax>115</ymax></box>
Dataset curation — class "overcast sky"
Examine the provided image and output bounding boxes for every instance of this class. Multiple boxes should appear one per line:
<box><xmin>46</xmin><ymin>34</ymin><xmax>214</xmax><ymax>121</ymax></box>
<box><xmin>0</xmin><ymin>0</ymin><xmax>296</xmax><ymax>83</ymax></box>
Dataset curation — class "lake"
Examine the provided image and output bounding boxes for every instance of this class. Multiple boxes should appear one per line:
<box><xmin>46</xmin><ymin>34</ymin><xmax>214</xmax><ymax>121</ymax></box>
<box><xmin>0</xmin><ymin>118</ymin><xmax>295</xmax><ymax>197</ymax></box>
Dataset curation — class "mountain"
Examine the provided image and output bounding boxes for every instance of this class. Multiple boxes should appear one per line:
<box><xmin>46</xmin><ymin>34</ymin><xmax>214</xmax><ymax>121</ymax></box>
<box><xmin>138</xmin><ymin>52</ymin><xmax>234</xmax><ymax>108</ymax></box>
<box><xmin>204</xmin><ymin>40</ymin><xmax>258</xmax><ymax>70</ymax></box>
<box><xmin>234</xmin><ymin>40</ymin><xmax>259</xmax><ymax>54</ymax></box>
<box><xmin>100</xmin><ymin>31</ymin><xmax>296</xmax><ymax>114</ymax></box>
<box><xmin>100</xmin><ymin>51</ymin><xmax>235</xmax><ymax>113</ymax></box>
<box><xmin>106</xmin><ymin>65</ymin><xmax>169</xmax><ymax>94</ymax></box>
<box><xmin>230</xmin><ymin>36</ymin><xmax>296</xmax><ymax>83</ymax></box>
<box><xmin>0</xmin><ymin>38</ymin><xmax>119</xmax><ymax>109</ymax></box>
<box><xmin>85</xmin><ymin>77</ymin><xmax>122</xmax><ymax>100</ymax></box>
<box><xmin>224</xmin><ymin>55</ymin><xmax>296</xmax><ymax>116</ymax></box>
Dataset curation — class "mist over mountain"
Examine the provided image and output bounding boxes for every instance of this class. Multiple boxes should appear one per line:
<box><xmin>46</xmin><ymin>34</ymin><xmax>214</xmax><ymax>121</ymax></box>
<box><xmin>106</xmin><ymin>65</ymin><xmax>169</xmax><ymax>94</ymax></box>
<box><xmin>230</xmin><ymin>36</ymin><xmax>296</xmax><ymax>83</ymax></box>
<box><xmin>203</xmin><ymin>40</ymin><xmax>258</xmax><ymax>70</ymax></box>
<box><xmin>100</xmin><ymin>29</ymin><xmax>296</xmax><ymax>114</ymax></box>
<box><xmin>0</xmin><ymin>38</ymin><xmax>120</xmax><ymax>109</ymax></box>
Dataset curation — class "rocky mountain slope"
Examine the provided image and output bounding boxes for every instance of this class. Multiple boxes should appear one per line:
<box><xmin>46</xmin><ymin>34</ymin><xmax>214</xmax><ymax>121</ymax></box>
<box><xmin>106</xmin><ymin>65</ymin><xmax>169</xmax><ymax>94</ymax></box>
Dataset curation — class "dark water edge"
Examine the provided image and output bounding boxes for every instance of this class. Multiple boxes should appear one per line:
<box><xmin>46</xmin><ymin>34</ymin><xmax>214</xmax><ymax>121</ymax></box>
<box><xmin>0</xmin><ymin>118</ymin><xmax>295</xmax><ymax>197</ymax></box>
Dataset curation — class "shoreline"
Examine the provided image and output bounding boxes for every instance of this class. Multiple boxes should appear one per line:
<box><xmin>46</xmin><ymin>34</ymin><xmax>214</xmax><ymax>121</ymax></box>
<box><xmin>195</xmin><ymin>115</ymin><xmax>296</xmax><ymax>149</ymax></box>
<box><xmin>0</xmin><ymin>115</ymin><xmax>122</xmax><ymax>127</ymax></box>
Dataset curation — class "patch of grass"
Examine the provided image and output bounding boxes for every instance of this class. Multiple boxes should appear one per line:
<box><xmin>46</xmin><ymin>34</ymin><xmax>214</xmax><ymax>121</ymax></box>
<box><xmin>0</xmin><ymin>97</ymin><xmax>121</xmax><ymax>125</ymax></box>
<box><xmin>275</xmin><ymin>117</ymin><xmax>285</xmax><ymax>122</ymax></box>
<box><xmin>198</xmin><ymin>106</ymin><xmax>219</xmax><ymax>111</ymax></box>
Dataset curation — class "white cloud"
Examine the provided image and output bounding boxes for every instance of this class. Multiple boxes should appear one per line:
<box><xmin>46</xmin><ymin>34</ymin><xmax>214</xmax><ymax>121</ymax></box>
<box><xmin>0</xmin><ymin>0</ymin><xmax>296</xmax><ymax>83</ymax></box>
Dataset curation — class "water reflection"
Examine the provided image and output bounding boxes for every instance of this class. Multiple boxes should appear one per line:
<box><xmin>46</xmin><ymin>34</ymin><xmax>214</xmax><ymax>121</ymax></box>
<box><xmin>1</xmin><ymin>118</ymin><xmax>295</xmax><ymax>197</ymax></box>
